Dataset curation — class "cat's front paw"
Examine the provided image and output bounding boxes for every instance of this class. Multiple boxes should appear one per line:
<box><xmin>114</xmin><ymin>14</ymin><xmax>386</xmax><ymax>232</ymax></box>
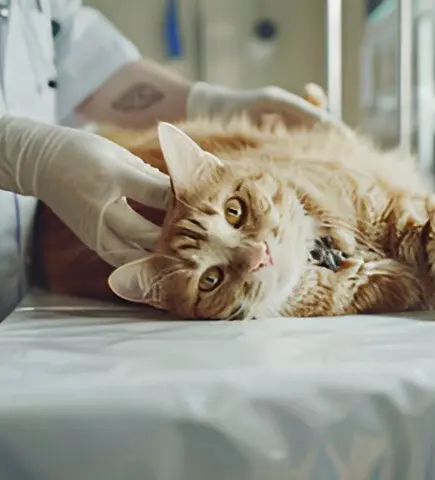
<box><xmin>309</xmin><ymin>235</ymin><xmax>350</xmax><ymax>272</ymax></box>
<box><xmin>336</xmin><ymin>256</ymin><xmax>365</xmax><ymax>277</ymax></box>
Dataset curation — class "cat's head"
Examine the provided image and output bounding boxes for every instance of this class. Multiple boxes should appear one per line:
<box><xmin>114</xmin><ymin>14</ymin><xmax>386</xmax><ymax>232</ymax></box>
<box><xmin>109</xmin><ymin>122</ymin><xmax>315</xmax><ymax>319</ymax></box>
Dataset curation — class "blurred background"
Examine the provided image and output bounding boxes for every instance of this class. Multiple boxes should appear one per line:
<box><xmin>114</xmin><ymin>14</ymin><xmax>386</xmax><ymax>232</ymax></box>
<box><xmin>83</xmin><ymin>0</ymin><xmax>435</xmax><ymax>170</ymax></box>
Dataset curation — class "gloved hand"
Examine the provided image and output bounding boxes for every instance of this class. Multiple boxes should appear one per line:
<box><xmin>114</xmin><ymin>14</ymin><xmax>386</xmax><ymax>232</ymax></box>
<box><xmin>0</xmin><ymin>116</ymin><xmax>170</xmax><ymax>267</ymax></box>
<box><xmin>187</xmin><ymin>82</ymin><xmax>335</xmax><ymax>127</ymax></box>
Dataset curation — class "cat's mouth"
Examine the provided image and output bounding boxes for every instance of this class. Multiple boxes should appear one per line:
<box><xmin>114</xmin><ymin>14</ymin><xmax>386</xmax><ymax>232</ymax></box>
<box><xmin>265</xmin><ymin>242</ymin><xmax>274</xmax><ymax>266</ymax></box>
<box><xmin>308</xmin><ymin>236</ymin><xmax>349</xmax><ymax>271</ymax></box>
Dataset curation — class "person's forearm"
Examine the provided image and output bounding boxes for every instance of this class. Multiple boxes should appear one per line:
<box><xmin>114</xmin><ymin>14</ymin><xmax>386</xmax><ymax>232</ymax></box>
<box><xmin>76</xmin><ymin>59</ymin><xmax>191</xmax><ymax>129</ymax></box>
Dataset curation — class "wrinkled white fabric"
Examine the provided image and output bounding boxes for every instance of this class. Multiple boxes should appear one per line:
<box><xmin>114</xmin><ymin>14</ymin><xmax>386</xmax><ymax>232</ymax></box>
<box><xmin>187</xmin><ymin>82</ymin><xmax>337</xmax><ymax>125</ymax></box>
<box><xmin>0</xmin><ymin>116</ymin><xmax>170</xmax><ymax>267</ymax></box>
<box><xmin>1</xmin><ymin>295</ymin><xmax>435</xmax><ymax>480</ymax></box>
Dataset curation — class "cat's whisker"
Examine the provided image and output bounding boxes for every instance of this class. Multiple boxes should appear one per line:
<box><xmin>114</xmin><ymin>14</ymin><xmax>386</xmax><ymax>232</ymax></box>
<box><xmin>141</xmin><ymin>262</ymin><xmax>188</xmax><ymax>291</ymax></box>
<box><xmin>227</xmin><ymin>304</ymin><xmax>246</xmax><ymax>321</ymax></box>
<box><xmin>224</xmin><ymin>293</ymin><xmax>250</xmax><ymax>321</ymax></box>
<box><xmin>153</xmin><ymin>252</ymin><xmax>186</xmax><ymax>263</ymax></box>
<box><xmin>262</xmin><ymin>303</ymin><xmax>282</xmax><ymax>318</ymax></box>
<box><xmin>319</xmin><ymin>215</ymin><xmax>384</xmax><ymax>256</ymax></box>
<box><xmin>175</xmin><ymin>196</ymin><xmax>206</xmax><ymax>216</ymax></box>
<box><xmin>101</xmin><ymin>247</ymin><xmax>150</xmax><ymax>257</ymax></box>
<box><xmin>145</xmin><ymin>266</ymin><xmax>190</xmax><ymax>292</ymax></box>
<box><xmin>140</xmin><ymin>266</ymin><xmax>180</xmax><ymax>299</ymax></box>
<box><xmin>142</xmin><ymin>266</ymin><xmax>192</xmax><ymax>304</ymax></box>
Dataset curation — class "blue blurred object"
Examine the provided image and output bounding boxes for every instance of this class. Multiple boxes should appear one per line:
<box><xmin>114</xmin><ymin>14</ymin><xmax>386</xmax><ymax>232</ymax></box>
<box><xmin>164</xmin><ymin>0</ymin><xmax>183</xmax><ymax>58</ymax></box>
<box><xmin>366</xmin><ymin>0</ymin><xmax>386</xmax><ymax>16</ymax></box>
<box><xmin>253</xmin><ymin>18</ymin><xmax>278</xmax><ymax>41</ymax></box>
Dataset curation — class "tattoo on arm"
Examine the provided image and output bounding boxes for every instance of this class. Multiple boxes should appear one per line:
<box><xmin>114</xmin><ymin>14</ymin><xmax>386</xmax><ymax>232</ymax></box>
<box><xmin>111</xmin><ymin>83</ymin><xmax>164</xmax><ymax>112</ymax></box>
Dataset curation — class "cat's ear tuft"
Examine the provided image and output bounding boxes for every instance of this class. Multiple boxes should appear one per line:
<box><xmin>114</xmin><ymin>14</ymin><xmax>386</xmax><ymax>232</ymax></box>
<box><xmin>157</xmin><ymin>122</ymin><xmax>223</xmax><ymax>196</ymax></box>
<box><xmin>108</xmin><ymin>256</ymin><xmax>169</xmax><ymax>311</ymax></box>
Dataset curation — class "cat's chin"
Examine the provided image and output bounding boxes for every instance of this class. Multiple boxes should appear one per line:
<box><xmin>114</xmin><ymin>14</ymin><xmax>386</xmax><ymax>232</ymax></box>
<box><xmin>257</xmin><ymin>216</ymin><xmax>315</xmax><ymax>318</ymax></box>
<box><xmin>248</xmin><ymin>247</ymin><xmax>304</xmax><ymax>319</ymax></box>
<box><xmin>257</xmin><ymin>275</ymin><xmax>303</xmax><ymax>318</ymax></box>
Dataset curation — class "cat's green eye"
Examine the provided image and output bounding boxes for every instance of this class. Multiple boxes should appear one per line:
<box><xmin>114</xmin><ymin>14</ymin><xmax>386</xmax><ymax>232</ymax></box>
<box><xmin>224</xmin><ymin>197</ymin><xmax>245</xmax><ymax>228</ymax></box>
<box><xmin>198</xmin><ymin>266</ymin><xmax>224</xmax><ymax>292</ymax></box>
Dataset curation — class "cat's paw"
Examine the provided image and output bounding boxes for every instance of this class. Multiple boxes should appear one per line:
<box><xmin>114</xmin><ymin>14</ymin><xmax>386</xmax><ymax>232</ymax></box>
<box><xmin>336</xmin><ymin>256</ymin><xmax>365</xmax><ymax>277</ymax></box>
<box><xmin>309</xmin><ymin>235</ymin><xmax>350</xmax><ymax>272</ymax></box>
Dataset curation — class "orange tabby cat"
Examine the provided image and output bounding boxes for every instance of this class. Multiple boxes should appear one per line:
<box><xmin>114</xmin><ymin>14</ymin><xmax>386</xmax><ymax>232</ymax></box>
<box><xmin>34</xmin><ymin>111</ymin><xmax>435</xmax><ymax>319</ymax></box>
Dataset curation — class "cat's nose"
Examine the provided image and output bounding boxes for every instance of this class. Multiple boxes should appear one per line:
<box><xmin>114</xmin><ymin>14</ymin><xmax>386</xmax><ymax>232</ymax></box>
<box><xmin>247</xmin><ymin>242</ymin><xmax>274</xmax><ymax>272</ymax></box>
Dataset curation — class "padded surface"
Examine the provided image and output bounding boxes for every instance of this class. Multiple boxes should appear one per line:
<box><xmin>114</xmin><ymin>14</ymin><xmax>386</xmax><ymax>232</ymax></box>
<box><xmin>1</xmin><ymin>293</ymin><xmax>435</xmax><ymax>479</ymax></box>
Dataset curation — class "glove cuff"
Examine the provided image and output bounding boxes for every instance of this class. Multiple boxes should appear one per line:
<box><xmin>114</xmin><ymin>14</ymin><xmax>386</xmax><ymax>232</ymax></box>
<box><xmin>0</xmin><ymin>115</ymin><xmax>32</xmax><ymax>195</ymax></box>
<box><xmin>187</xmin><ymin>82</ymin><xmax>242</xmax><ymax>120</ymax></box>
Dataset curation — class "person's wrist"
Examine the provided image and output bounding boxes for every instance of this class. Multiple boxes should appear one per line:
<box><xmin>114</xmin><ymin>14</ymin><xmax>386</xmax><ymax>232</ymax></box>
<box><xmin>0</xmin><ymin>117</ymin><xmax>81</xmax><ymax>200</ymax></box>
<box><xmin>187</xmin><ymin>82</ymin><xmax>243</xmax><ymax>120</ymax></box>
<box><xmin>0</xmin><ymin>115</ymin><xmax>42</xmax><ymax>196</ymax></box>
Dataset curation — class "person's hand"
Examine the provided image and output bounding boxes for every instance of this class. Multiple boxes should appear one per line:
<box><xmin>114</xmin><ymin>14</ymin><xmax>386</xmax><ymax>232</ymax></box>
<box><xmin>187</xmin><ymin>81</ymin><xmax>335</xmax><ymax>127</ymax></box>
<box><xmin>0</xmin><ymin>116</ymin><xmax>170</xmax><ymax>267</ymax></box>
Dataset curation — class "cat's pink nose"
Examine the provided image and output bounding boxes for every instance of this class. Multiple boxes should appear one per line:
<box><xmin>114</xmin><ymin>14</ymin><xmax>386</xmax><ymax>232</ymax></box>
<box><xmin>247</xmin><ymin>242</ymin><xmax>274</xmax><ymax>272</ymax></box>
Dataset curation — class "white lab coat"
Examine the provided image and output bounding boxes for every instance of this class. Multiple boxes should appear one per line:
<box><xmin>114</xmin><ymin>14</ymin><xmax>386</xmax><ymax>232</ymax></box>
<box><xmin>0</xmin><ymin>0</ymin><xmax>141</xmax><ymax>319</ymax></box>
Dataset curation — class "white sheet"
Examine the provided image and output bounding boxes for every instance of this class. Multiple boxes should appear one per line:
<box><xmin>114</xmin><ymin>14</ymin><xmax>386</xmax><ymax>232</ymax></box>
<box><xmin>1</xmin><ymin>293</ymin><xmax>435</xmax><ymax>480</ymax></box>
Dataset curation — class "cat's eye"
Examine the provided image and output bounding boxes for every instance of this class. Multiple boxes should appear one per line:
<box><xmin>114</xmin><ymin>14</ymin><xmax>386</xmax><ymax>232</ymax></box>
<box><xmin>198</xmin><ymin>266</ymin><xmax>224</xmax><ymax>292</ymax></box>
<box><xmin>224</xmin><ymin>197</ymin><xmax>246</xmax><ymax>228</ymax></box>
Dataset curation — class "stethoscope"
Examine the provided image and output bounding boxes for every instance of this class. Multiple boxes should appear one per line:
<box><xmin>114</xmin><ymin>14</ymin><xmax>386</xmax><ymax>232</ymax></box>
<box><xmin>0</xmin><ymin>0</ymin><xmax>43</xmax><ymax>20</ymax></box>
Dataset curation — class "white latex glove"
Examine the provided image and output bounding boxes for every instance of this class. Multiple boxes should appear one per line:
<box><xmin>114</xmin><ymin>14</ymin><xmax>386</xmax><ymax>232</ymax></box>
<box><xmin>187</xmin><ymin>82</ymin><xmax>336</xmax><ymax>127</ymax></box>
<box><xmin>0</xmin><ymin>116</ymin><xmax>171</xmax><ymax>267</ymax></box>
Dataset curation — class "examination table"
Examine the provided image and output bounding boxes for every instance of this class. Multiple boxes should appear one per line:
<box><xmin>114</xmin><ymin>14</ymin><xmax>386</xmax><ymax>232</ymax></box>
<box><xmin>0</xmin><ymin>291</ymin><xmax>435</xmax><ymax>479</ymax></box>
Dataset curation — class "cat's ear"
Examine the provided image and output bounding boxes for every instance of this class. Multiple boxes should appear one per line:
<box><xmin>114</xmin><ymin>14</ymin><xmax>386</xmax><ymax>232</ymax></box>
<box><xmin>157</xmin><ymin>122</ymin><xmax>223</xmax><ymax>196</ymax></box>
<box><xmin>108</xmin><ymin>255</ymin><xmax>172</xmax><ymax>311</ymax></box>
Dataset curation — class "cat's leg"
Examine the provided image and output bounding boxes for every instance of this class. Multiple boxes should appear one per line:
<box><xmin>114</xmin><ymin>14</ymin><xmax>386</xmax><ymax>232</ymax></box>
<box><xmin>281</xmin><ymin>258</ymin><xmax>424</xmax><ymax>317</ymax></box>
<box><xmin>410</xmin><ymin>195</ymin><xmax>435</xmax><ymax>280</ymax></box>
<box><xmin>394</xmin><ymin>194</ymin><xmax>435</xmax><ymax>286</ymax></box>
<box><xmin>383</xmin><ymin>193</ymin><xmax>435</xmax><ymax>278</ymax></box>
